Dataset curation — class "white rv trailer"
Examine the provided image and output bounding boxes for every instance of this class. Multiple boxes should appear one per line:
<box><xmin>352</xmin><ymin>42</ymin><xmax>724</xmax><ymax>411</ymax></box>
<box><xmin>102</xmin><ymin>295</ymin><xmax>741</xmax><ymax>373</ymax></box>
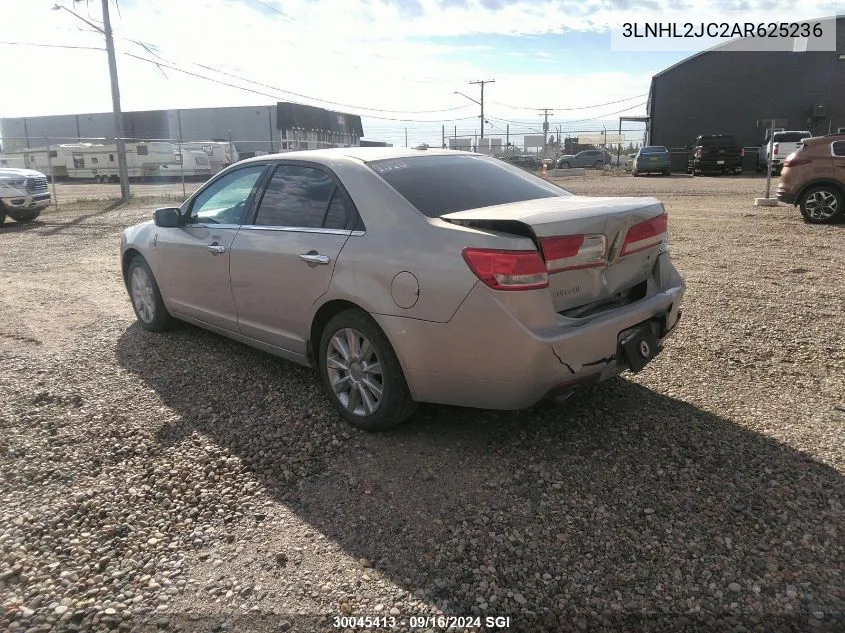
<box><xmin>6</xmin><ymin>141</ymin><xmax>175</xmax><ymax>182</ymax></box>
<box><xmin>0</xmin><ymin>154</ymin><xmax>26</xmax><ymax>169</ymax></box>
<box><xmin>177</xmin><ymin>141</ymin><xmax>239</xmax><ymax>174</ymax></box>
<box><xmin>159</xmin><ymin>148</ymin><xmax>213</xmax><ymax>180</ymax></box>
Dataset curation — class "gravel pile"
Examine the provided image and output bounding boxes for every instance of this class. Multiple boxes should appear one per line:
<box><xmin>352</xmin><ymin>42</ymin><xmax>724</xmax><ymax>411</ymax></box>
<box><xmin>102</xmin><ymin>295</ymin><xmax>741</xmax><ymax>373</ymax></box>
<box><xmin>1</xmin><ymin>178</ymin><xmax>843</xmax><ymax>632</ymax></box>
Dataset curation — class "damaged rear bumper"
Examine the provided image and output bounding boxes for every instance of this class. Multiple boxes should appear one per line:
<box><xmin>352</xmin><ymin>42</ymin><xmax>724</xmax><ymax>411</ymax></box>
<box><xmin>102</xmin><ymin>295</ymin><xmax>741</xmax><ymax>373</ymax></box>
<box><xmin>373</xmin><ymin>258</ymin><xmax>685</xmax><ymax>411</ymax></box>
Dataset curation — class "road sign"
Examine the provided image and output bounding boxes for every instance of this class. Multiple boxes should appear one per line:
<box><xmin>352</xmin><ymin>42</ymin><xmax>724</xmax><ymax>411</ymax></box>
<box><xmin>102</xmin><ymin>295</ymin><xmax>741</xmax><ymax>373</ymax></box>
<box><xmin>578</xmin><ymin>133</ymin><xmax>625</xmax><ymax>144</ymax></box>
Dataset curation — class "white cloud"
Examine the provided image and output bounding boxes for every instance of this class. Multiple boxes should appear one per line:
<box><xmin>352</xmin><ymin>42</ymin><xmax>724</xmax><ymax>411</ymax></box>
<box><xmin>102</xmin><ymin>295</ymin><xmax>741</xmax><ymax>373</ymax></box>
<box><xmin>2</xmin><ymin>0</ymin><xmax>838</xmax><ymax>147</ymax></box>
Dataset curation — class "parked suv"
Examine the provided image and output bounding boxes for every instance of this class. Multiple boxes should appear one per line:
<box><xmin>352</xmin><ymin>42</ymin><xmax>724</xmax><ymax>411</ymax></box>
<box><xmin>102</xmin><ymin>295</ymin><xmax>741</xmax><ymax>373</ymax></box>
<box><xmin>767</xmin><ymin>130</ymin><xmax>812</xmax><ymax>175</ymax></box>
<box><xmin>0</xmin><ymin>168</ymin><xmax>52</xmax><ymax>224</ymax></box>
<box><xmin>687</xmin><ymin>135</ymin><xmax>744</xmax><ymax>175</ymax></box>
<box><xmin>556</xmin><ymin>150</ymin><xmax>606</xmax><ymax>169</ymax></box>
<box><xmin>777</xmin><ymin>134</ymin><xmax>845</xmax><ymax>224</ymax></box>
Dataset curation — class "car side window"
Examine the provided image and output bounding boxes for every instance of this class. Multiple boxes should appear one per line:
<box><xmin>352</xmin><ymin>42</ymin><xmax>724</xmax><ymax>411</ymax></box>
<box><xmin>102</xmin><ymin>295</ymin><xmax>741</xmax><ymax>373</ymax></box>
<box><xmin>253</xmin><ymin>165</ymin><xmax>338</xmax><ymax>229</ymax></box>
<box><xmin>189</xmin><ymin>165</ymin><xmax>266</xmax><ymax>225</ymax></box>
<box><xmin>322</xmin><ymin>191</ymin><xmax>352</xmax><ymax>230</ymax></box>
<box><xmin>832</xmin><ymin>141</ymin><xmax>845</xmax><ymax>157</ymax></box>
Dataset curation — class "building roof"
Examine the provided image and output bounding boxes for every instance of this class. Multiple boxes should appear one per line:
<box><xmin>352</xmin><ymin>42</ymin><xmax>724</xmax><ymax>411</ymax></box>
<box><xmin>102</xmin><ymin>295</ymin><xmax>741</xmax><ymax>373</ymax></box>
<box><xmin>652</xmin><ymin>14</ymin><xmax>844</xmax><ymax>79</ymax></box>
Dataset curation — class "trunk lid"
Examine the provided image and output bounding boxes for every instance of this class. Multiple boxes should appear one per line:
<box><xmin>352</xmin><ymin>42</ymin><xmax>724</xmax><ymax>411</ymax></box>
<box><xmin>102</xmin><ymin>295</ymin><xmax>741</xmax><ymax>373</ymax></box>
<box><xmin>442</xmin><ymin>196</ymin><xmax>667</xmax><ymax>312</ymax></box>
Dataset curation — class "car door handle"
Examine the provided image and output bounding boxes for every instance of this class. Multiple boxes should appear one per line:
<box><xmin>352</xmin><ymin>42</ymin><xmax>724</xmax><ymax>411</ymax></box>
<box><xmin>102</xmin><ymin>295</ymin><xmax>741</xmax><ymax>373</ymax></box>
<box><xmin>206</xmin><ymin>244</ymin><xmax>226</xmax><ymax>255</ymax></box>
<box><xmin>299</xmin><ymin>253</ymin><xmax>330</xmax><ymax>265</ymax></box>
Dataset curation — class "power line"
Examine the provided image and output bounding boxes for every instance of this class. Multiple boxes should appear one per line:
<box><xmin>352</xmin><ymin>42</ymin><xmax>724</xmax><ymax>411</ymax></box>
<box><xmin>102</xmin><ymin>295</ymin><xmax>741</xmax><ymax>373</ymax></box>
<box><xmin>122</xmin><ymin>52</ymin><xmax>482</xmax><ymax>122</ymax></box>
<box><xmin>490</xmin><ymin>94</ymin><xmax>648</xmax><ymax>111</ymax></box>
<box><xmin>0</xmin><ymin>41</ymin><xmax>105</xmax><ymax>51</ymax></box>
<box><xmin>247</xmin><ymin>0</ymin><xmax>294</xmax><ymax>21</ymax></box>
<box><xmin>0</xmin><ymin>41</ymin><xmax>477</xmax><ymax>121</ymax></box>
<box><xmin>556</xmin><ymin>102</ymin><xmax>648</xmax><ymax>125</ymax></box>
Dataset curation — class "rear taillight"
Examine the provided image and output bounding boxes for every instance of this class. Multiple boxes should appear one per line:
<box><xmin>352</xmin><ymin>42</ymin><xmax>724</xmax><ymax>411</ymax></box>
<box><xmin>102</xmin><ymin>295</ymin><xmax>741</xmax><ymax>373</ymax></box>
<box><xmin>462</xmin><ymin>248</ymin><xmax>549</xmax><ymax>291</ymax></box>
<box><xmin>784</xmin><ymin>153</ymin><xmax>810</xmax><ymax>167</ymax></box>
<box><xmin>694</xmin><ymin>148</ymin><xmax>702</xmax><ymax>158</ymax></box>
<box><xmin>620</xmin><ymin>213</ymin><xmax>668</xmax><ymax>257</ymax></box>
<box><xmin>773</xmin><ymin>143</ymin><xmax>779</xmax><ymax>156</ymax></box>
<box><xmin>740</xmin><ymin>148</ymin><xmax>745</xmax><ymax>157</ymax></box>
<box><xmin>540</xmin><ymin>235</ymin><xmax>607</xmax><ymax>273</ymax></box>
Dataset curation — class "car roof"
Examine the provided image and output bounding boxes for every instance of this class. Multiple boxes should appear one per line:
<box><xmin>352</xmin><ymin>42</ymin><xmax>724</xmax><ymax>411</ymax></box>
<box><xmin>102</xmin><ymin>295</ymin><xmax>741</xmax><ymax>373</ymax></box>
<box><xmin>235</xmin><ymin>146</ymin><xmax>474</xmax><ymax>167</ymax></box>
<box><xmin>803</xmin><ymin>133</ymin><xmax>845</xmax><ymax>146</ymax></box>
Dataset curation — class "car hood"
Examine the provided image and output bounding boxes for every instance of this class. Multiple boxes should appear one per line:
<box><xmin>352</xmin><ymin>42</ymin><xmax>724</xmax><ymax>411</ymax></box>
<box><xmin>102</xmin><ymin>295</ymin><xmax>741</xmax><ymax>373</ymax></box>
<box><xmin>0</xmin><ymin>168</ymin><xmax>46</xmax><ymax>178</ymax></box>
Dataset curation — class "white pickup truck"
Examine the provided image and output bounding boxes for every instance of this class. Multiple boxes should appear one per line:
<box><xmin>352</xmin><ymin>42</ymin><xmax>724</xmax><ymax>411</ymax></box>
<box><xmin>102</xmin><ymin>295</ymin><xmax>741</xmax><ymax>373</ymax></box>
<box><xmin>0</xmin><ymin>168</ymin><xmax>52</xmax><ymax>224</ymax></box>
<box><xmin>766</xmin><ymin>130</ymin><xmax>812</xmax><ymax>174</ymax></box>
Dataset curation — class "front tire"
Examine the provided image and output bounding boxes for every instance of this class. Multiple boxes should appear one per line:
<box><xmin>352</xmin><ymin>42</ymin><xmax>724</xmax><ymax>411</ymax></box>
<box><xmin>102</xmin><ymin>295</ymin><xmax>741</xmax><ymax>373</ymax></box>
<box><xmin>11</xmin><ymin>210</ymin><xmax>41</xmax><ymax>223</ymax></box>
<box><xmin>560</xmin><ymin>161</ymin><xmax>571</xmax><ymax>169</ymax></box>
<box><xmin>318</xmin><ymin>309</ymin><xmax>417</xmax><ymax>431</ymax></box>
<box><xmin>799</xmin><ymin>186</ymin><xmax>844</xmax><ymax>224</ymax></box>
<box><xmin>127</xmin><ymin>256</ymin><xmax>174</xmax><ymax>331</ymax></box>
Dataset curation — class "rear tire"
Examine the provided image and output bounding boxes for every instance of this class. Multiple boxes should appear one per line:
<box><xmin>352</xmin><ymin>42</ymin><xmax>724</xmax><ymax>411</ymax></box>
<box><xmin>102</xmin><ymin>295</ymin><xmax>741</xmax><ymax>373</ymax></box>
<box><xmin>0</xmin><ymin>202</ymin><xmax>6</xmax><ymax>225</ymax></box>
<box><xmin>12</xmin><ymin>210</ymin><xmax>41</xmax><ymax>223</ymax></box>
<box><xmin>799</xmin><ymin>186</ymin><xmax>844</xmax><ymax>224</ymax></box>
<box><xmin>560</xmin><ymin>161</ymin><xmax>571</xmax><ymax>169</ymax></box>
<box><xmin>127</xmin><ymin>256</ymin><xmax>174</xmax><ymax>331</ymax></box>
<box><xmin>593</xmin><ymin>160</ymin><xmax>603</xmax><ymax>169</ymax></box>
<box><xmin>318</xmin><ymin>309</ymin><xmax>417</xmax><ymax>431</ymax></box>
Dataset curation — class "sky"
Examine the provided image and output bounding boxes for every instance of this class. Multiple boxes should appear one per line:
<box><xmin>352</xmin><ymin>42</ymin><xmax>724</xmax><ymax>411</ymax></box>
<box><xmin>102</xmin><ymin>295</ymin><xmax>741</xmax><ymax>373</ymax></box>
<box><xmin>1</xmin><ymin>0</ymin><xmax>843</xmax><ymax>148</ymax></box>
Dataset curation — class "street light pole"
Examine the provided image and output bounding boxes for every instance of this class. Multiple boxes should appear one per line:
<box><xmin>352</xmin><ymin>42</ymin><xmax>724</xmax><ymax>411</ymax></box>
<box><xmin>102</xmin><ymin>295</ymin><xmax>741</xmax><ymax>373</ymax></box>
<box><xmin>53</xmin><ymin>2</ymin><xmax>130</xmax><ymax>201</ymax></box>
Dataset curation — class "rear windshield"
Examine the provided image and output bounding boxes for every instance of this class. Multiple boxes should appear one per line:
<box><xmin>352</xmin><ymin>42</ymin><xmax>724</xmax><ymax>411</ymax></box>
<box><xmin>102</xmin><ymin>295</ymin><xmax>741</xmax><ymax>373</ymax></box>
<box><xmin>366</xmin><ymin>155</ymin><xmax>570</xmax><ymax>217</ymax></box>
<box><xmin>773</xmin><ymin>132</ymin><xmax>811</xmax><ymax>143</ymax></box>
<box><xmin>640</xmin><ymin>146</ymin><xmax>668</xmax><ymax>154</ymax></box>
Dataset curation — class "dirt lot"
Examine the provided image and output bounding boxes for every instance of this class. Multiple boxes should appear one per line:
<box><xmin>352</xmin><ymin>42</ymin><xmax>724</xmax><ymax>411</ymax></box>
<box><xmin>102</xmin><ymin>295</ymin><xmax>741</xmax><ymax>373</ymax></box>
<box><xmin>1</xmin><ymin>174</ymin><xmax>843</xmax><ymax>632</ymax></box>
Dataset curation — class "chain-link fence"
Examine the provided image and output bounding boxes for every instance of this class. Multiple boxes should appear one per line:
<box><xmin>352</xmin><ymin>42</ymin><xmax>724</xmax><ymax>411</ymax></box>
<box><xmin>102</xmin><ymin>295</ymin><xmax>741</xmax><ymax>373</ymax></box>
<box><xmin>0</xmin><ymin>135</ymin><xmax>295</xmax><ymax>207</ymax></box>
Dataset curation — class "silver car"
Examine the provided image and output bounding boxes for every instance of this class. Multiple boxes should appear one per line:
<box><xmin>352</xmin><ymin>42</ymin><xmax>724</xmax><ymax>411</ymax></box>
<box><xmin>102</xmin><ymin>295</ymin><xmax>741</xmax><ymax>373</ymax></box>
<box><xmin>121</xmin><ymin>148</ymin><xmax>685</xmax><ymax>430</ymax></box>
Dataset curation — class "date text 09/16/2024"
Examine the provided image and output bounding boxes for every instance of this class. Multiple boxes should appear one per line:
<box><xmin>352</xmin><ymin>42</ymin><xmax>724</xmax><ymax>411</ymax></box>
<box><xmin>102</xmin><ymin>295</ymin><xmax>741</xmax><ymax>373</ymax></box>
<box><xmin>333</xmin><ymin>615</ymin><xmax>513</xmax><ymax>629</ymax></box>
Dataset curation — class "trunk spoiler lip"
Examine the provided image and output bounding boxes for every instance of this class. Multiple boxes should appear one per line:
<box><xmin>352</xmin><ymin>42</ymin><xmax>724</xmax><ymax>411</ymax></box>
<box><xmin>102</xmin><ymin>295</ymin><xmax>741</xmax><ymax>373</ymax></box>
<box><xmin>439</xmin><ymin>195</ymin><xmax>665</xmax><ymax>227</ymax></box>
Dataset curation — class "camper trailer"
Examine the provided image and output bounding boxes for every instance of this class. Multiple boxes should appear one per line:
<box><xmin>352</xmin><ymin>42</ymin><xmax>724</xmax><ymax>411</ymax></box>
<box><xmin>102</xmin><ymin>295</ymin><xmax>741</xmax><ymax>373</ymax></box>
<box><xmin>159</xmin><ymin>148</ymin><xmax>213</xmax><ymax>180</ymax></box>
<box><xmin>177</xmin><ymin>141</ymin><xmax>239</xmax><ymax>174</ymax></box>
<box><xmin>0</xmin><ymin>154</ymin><xmax>26</xmax><ymax>169</ymax></box>
<box><xmin>7</xmin><ymin>141</ymin><xmax>175</xmax><ymax>182</ymax></box>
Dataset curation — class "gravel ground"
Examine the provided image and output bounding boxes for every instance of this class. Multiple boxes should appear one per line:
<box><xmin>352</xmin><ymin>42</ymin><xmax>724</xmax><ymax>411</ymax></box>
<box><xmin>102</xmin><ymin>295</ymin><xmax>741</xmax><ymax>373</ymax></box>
<box><xmin>1</xmin><ymin>174</ymin><xmax>843</xmax><ymax>633</ymax></box>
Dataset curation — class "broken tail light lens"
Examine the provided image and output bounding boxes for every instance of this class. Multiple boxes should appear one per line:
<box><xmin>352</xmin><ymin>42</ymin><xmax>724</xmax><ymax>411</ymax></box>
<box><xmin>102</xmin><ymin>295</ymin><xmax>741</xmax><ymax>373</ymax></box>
<box><xmin>620</xmin><ymin>213</ymin><xmax>668</xmax><ymax>257</ymax></box>
<box><xmin>462</xmin><ymin>248</ymin><xmax>549</xmax><ymax>291</ymax></box>
<box><xmin>540</xmin><ymin>235</ymin><xmax>607</xmax><ymax>273</ymax></box>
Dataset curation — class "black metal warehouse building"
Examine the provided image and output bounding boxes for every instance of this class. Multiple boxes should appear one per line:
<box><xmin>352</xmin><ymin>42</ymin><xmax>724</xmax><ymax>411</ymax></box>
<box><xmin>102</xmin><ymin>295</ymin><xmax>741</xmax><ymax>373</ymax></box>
<box><xmin>647</xmin><ymin>15</ymin><xmax>845</xmax><ymax>150</ymax></box>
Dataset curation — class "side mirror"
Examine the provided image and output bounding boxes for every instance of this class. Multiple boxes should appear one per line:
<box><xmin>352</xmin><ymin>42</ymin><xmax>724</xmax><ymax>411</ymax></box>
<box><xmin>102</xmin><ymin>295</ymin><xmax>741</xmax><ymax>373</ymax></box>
<box><xmin>153</xmin><ymin>207</ymin><xmax>183</xmax><ymax>228</ymax></box>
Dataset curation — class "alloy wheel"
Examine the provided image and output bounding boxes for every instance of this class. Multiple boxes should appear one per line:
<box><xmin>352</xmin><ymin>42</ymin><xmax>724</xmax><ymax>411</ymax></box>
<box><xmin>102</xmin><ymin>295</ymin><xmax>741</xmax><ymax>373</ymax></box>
<box><xmin>326</xmin><ymin>328</ymin><xmax>384</xmax><ymax>417</ymax></box>
<box><xmin>804</xmin><ymin>190</ymin><xmax>838</xmax><ymax>221</ymax></box>
<box><xmin>130</xmin><ymin>266</ymin><xmax>156</xmax><ymax>323</ymax></box>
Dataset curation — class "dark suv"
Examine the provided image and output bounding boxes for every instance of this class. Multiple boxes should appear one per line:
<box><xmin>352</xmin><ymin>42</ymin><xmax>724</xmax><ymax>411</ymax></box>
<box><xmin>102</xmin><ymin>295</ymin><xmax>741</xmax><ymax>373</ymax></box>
<box><xmin>687</xmin><ymin>135</ymin><xmax>744</xmax><ymax>175</ymax></box>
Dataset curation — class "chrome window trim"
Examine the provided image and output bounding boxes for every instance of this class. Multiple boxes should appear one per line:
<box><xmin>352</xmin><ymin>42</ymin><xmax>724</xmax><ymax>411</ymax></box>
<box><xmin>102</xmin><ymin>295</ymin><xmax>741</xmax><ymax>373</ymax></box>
<box><xmin>239</xmin><ymin>225</ymin><xmax>354</xmax><ymax>236</ymax></box>
<box><xmin>184</xmin><ymin>223</ymin><xmax>241</xmax><ymax>230</ymax></box>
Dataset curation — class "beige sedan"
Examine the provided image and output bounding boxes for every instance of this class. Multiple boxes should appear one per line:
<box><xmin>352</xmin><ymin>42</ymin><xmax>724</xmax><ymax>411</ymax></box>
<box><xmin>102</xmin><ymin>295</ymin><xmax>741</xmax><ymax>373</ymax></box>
<box><xmin>121</xmin><ymin>148</ymin><xmax>684</xmax><ymax>430</ymax></box>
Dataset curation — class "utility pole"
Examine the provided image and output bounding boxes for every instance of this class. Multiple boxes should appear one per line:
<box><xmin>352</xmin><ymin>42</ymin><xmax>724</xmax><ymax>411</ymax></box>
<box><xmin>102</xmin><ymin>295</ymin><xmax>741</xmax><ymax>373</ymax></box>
<box><xmin>177</xmin><ymin>110</ymin><xmax>185</xmax><ymax>198</ymax></box>
<box><xmin>405</xmin><ymin>128</ymin><xmax>408</xmax><ymax>148</ymax></box>
<box><xmin>538</xmin><ymin>108</ymin><xmax>554</xmax><ymax>149</ymax></box>
<box><xmin>506</xmin><ymin>124</ymin><xmax>509</xmax><ymax>154</ymax></box>
<box><xmin>53</xmin><ymin>1</ymin><xmax>130</xmax><ymax>200</ymax></box>
<box><xmin>442</xmin><ymin>124</ymin><xmax>445</xmax><ymax>149</ymax></box>
<box><xmin>469</xmin><ymin>79</ymin><xmax>495</xmax><ymax>139</ymax></box>
<box><xmin>101</xmin><ymin>0</ymin><xmax>130</xmax><ymax>201</ymax></box>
